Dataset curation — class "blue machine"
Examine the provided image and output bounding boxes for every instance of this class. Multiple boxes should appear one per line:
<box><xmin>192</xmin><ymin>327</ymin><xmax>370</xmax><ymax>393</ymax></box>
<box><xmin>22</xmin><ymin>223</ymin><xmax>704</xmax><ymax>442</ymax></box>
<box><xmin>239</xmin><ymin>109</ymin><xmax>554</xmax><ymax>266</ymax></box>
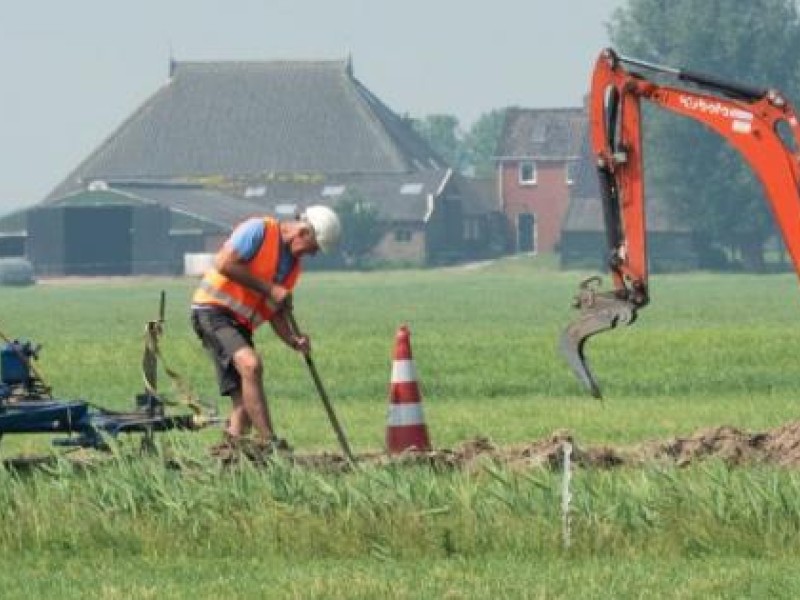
<box><xmin>0</xmin><ymin>334</ymin><xmax>211</xmax><ymax>450</ymax></box>
<box><xmin>0</xmin><ymin>339</ymin><xmax>99</xmax><ymax>446</ymax></box>
<box><xmin>1</xmin><ymin>340</ymin><xmax>33</xmax><ymax>385</ymax></box>
<box><xmin>0</xmin><ymin>293</ymin><xmax>216</xmax><ymax>452</ymax></box>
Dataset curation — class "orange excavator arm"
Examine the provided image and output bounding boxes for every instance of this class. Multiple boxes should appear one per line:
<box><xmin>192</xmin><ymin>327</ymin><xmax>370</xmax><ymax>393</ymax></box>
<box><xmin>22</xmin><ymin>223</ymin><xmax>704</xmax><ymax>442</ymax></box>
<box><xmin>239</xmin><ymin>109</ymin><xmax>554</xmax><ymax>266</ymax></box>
<box><xmin>561</xmin><ymin>47</ymin><xmax>800</xmax><ymax>398</ymax></box>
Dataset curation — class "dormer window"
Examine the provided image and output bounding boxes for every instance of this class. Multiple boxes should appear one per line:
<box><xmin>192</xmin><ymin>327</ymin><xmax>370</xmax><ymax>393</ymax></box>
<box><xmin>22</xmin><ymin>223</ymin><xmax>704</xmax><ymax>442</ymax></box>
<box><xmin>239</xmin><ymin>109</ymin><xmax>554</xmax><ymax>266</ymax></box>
<box><xmin>532</xmin><ymin>121</ymin><xmax>547</xmax><ymax>143</ymax></box>
<box><xmin>244</xmin><ymin>185</ymin><xmax>266</xmax><ymax>198</ymax></box>
<box><xmin>519</xmin><ymin>161</ymin><xmax>537</xmax><ymax>185</ymax></box>
<box><xmin>321</xmin><ymin>185</ymin><xmax>345</xmax><ymax>197</ymax></box>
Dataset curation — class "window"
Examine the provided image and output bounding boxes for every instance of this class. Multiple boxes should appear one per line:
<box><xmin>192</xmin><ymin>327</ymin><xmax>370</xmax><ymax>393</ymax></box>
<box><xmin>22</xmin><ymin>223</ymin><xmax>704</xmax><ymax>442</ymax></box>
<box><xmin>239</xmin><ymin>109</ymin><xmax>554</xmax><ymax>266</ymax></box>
<box><xmin>394</xmin><ymin>229</ymin><xmax>412</xmax><ymax>243</ymax></box>
<box><xmin>519</xmin><ymin>161</ymin><xmax>537</xmax><ymax>185</ymax></box>
<box><xmin>463</xmin><ymin>219</ymin><xmax>480</xmax><ymax>241</ymax></box>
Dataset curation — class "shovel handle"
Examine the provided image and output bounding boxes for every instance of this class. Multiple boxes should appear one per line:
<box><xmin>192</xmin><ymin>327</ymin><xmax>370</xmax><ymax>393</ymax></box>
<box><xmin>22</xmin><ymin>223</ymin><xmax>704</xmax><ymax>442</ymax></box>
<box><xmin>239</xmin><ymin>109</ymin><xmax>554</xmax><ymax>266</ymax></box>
<box><xmin>284</xmin><ymin>308</ymin><xmax>357</xmax><ymax>464</ymax></box>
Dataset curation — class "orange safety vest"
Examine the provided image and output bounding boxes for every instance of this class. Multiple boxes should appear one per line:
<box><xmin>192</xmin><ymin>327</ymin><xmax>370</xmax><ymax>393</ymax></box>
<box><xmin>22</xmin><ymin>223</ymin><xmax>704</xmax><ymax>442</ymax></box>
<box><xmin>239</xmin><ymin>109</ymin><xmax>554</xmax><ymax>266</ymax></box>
<box><xmin>192</xmin><ymin>218</ymin><xmax>302</xmax><ymax>330</ymax></box>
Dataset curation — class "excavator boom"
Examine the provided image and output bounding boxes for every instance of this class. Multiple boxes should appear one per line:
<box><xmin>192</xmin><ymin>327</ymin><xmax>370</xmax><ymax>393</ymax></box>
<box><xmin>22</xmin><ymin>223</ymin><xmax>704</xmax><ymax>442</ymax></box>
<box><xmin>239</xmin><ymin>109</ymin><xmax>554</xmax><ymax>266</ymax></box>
<box><xmin>561</xmin><ymin>48</ymin><xmax>800</xmax><ymax>398</ymax></box>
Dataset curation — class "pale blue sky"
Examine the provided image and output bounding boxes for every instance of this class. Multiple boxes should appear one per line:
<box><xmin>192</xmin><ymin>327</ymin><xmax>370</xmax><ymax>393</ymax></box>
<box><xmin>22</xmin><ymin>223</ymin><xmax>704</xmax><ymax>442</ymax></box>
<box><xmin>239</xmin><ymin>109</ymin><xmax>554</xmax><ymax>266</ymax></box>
<box><xmin>0</xmin><ymin>0</ymin><xmax>623</xmax><ymax>213</ymax></box>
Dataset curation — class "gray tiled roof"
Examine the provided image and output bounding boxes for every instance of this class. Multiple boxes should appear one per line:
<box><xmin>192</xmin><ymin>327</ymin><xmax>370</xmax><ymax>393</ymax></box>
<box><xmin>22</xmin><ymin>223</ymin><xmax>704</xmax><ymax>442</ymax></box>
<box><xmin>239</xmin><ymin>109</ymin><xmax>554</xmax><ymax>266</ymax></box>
<box><xmin>495</xmin><ymin>107</ymin><xmax>585</xmax><ymax>159</ymax></box>
<box><xmin>229</xmin><ymin>170</ymin><xmax>452</xmax><ymax>222</ymax></box>
<box><xmin>47</xmin><ymin>59</ymin><xmax>443</xmax><ymax>201</ymax></box>
<box><xmin>121</xmin><ymin>185</ymin><xmax>268</xmax><ymax>227</ymax></box>
<box><xmin>50</xmin><ymin>184</ymin><xmax>267</xmax><ymax>228</ymax></box>
<box><xmin>459</xmin><ymin>176</ymin><xmax>500</xmax><ymax>215</ymax></box>
<box><xmin>59</xmin><ymin>169</ymin><xmax>460</xmax><ymax>226</ymax></box>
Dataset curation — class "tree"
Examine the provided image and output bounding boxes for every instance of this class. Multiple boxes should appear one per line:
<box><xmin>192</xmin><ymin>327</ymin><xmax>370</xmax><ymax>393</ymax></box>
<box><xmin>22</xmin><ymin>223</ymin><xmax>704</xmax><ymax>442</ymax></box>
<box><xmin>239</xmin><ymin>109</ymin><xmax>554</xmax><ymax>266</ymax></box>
<box><xmin>411</xmin><ymin>114</ymin><xmax>468</xmax><ymax>171</ymax></box>
<box><xmin>464</xmin><ymin>108</ymin><xmax>507</xmax><ymax>178</ymax></box>
<box><xmin>609</xmin><ymin>0</ymin><xmax>800</xmax><ymax>270</ymax></box>
<box><xmin>335</xmin><ymin>191</ymin><xmax>384</xmax><ymax>268</ymax></box>
<box><xmin>412</xmin><ymin>110</ymin><xmax>506</xmax><ymax>178</ymax></box>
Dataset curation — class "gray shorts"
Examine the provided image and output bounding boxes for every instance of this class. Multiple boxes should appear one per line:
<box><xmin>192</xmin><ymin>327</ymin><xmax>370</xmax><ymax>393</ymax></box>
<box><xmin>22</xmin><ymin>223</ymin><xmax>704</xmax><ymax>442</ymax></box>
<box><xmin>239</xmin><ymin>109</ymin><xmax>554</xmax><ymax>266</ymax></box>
<box><xmin>191</xmin><ymin>307</ymin><xmax>254</xmax><ymax>396</ymax></box>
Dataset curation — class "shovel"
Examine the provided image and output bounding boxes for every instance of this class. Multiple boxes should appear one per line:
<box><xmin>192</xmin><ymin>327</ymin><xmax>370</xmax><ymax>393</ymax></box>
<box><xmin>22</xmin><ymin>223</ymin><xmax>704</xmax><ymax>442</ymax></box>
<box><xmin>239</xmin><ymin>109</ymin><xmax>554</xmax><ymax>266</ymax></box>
<box><xmin>284</xmin><ymin>307</ymin><xmax>357</xmax><ymax>465</ymax></box>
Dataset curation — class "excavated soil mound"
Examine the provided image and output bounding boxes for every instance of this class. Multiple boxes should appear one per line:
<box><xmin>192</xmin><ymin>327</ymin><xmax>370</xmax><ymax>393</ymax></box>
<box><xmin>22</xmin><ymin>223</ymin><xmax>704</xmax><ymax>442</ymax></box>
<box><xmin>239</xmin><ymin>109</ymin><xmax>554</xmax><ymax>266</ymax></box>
<box><xmin>8</xmin><ymin>421</ymin><xmax>800</xmax><ymax>473</ymax></box>
<box><xmin>293</xmin><ymin>421</ymin><xmax>800</xmax><ymax>472</ymax></box>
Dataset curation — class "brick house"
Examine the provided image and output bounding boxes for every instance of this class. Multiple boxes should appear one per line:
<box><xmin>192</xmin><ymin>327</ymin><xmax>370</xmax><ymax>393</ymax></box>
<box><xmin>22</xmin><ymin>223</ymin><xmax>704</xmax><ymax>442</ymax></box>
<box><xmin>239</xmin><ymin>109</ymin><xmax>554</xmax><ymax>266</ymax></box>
<box><xmin>494</xmin><ymin>107</ymin><xmax>584</xmax><ymax>253</ymax></box>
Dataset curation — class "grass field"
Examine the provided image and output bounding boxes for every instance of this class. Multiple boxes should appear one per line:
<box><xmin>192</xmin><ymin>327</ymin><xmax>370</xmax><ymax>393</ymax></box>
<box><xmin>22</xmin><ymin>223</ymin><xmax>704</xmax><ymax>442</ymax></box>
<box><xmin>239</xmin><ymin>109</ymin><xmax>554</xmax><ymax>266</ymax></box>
<box><xmin>2</xmin><ymin>256</ymin><xmax>800</xmax><ymax>598</ymax></box>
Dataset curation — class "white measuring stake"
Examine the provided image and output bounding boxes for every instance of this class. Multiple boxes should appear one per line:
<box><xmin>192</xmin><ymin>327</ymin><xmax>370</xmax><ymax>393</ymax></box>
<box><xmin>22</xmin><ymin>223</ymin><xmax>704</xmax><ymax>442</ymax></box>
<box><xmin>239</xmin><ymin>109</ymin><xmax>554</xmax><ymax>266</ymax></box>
<box><xmin>561</xmin><ymin>440</ymin><xmax>573</xmax><ymax>550</ymax></box>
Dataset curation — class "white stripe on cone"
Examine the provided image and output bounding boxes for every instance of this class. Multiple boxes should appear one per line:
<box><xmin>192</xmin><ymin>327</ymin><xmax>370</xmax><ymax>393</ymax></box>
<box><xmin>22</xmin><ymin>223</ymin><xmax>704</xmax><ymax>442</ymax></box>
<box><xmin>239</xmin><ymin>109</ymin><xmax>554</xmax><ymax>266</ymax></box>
<box><xmin>387</xmin><ymin>403</ymin><xmax>425</xmax><ymax>427</ymax></box>
<box><xmin>391</xmin><ymin>359</ymin><xmax>418</xmax><ymax>383</ymax></box>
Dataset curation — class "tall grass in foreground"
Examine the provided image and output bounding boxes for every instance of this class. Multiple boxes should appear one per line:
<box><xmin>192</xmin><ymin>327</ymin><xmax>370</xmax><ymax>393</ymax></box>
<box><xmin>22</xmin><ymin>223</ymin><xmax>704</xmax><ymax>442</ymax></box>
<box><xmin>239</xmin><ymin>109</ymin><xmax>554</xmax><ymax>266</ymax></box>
<box><xmin>2</xmin><ymin>453</ymin><xmax>799</xmax><ymax>561</ymax></box>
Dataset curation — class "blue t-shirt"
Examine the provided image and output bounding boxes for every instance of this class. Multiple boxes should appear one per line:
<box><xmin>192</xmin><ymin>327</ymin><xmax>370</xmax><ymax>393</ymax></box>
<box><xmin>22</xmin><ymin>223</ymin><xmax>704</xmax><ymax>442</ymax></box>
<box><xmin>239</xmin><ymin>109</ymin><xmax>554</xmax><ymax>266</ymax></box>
<box><xmin>228</xmin><ymin>218</ymin><xmax>295</xmax><ymax>283</ymax></box>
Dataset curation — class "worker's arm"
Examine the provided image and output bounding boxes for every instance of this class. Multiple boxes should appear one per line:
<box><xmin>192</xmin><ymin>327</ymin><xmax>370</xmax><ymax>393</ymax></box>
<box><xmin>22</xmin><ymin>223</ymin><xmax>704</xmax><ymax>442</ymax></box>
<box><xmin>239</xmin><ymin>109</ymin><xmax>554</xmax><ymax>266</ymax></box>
<box><xmin>269</xmin><ymin>309</ymin><xmax>311</xmax><ymax>355</ymax></box>
<box><xmin>214</xmin><ymin>244</ymin><xmax>290</xmax><ymax>305</ymax></box>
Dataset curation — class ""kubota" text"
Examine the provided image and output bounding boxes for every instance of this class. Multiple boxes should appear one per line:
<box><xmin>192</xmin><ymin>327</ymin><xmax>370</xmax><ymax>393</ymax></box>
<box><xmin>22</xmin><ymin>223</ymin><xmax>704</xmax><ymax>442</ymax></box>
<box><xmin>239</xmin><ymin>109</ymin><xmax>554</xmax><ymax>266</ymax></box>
<box><xmin>678</xmin><ymin>94</ymin><xmax>753</xmax><ymax>121</ymax></box>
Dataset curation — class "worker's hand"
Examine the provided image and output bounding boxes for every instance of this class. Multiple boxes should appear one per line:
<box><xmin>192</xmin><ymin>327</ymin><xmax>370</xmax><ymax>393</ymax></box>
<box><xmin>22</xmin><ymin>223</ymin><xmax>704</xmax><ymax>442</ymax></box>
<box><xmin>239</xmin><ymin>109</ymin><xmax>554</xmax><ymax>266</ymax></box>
<box><xmin>282</xmin><ymin>293</ymin><xmax>294</xmax><ymax>310</ymax></box>
<box><xmin>265</xmin><ymin>284</ymin><xmax>290</xmax><ymax>307</ymax></box>
<box><xmin>291</xmin><ymin>334</ymin><xmax>311</xmax><ymax>356</ymax></box>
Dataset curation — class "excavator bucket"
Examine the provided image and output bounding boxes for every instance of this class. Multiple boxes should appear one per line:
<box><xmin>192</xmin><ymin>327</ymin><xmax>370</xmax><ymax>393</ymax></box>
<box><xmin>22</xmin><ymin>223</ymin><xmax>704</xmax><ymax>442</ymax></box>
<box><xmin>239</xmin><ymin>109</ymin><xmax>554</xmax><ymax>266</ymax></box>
<box><xmin>559</xmin><ymin>277</ymin><xmax>638</xmax><ymax>398</ymax></box>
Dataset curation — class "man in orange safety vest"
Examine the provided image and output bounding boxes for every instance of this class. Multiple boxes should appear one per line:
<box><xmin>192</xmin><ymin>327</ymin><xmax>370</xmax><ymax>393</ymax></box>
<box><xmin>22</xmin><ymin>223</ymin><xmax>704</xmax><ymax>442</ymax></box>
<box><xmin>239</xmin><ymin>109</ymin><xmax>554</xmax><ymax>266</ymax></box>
<box><xmin>191</xmin><ymin>205</ymin><xmax>341</xmax><ymax>458</ymax></box>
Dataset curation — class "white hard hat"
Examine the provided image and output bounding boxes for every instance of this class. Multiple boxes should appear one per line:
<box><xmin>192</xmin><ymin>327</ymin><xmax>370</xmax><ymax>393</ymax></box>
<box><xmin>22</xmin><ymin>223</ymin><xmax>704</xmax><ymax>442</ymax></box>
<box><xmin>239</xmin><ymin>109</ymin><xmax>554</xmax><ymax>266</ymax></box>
<box><xmin>302</xmin><ymin>205</ymin><xmax>341</xmax><ymax>253</ymax></box>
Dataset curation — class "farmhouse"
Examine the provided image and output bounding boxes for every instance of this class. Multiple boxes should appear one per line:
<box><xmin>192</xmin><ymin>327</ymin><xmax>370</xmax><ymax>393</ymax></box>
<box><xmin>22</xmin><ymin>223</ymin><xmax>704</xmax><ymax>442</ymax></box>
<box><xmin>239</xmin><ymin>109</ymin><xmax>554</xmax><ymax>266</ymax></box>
<box><xmin>0</xmin><ymin>58</ymin><xmax>501</xmax><ymax>275</ymax></box>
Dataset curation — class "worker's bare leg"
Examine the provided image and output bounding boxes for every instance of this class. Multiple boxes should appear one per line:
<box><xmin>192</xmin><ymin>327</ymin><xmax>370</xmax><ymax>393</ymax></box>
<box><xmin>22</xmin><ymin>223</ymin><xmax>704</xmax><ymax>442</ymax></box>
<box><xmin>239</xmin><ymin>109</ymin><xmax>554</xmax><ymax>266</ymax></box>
<box><xmin>226</xmin><ymin>389</ymin><xmax>251</xmax><ymax>437</ymax></box>
<box><xmin>232</xmin><ymin>346</ymin><xmax>274</xmax><ymax>442</ymax></box>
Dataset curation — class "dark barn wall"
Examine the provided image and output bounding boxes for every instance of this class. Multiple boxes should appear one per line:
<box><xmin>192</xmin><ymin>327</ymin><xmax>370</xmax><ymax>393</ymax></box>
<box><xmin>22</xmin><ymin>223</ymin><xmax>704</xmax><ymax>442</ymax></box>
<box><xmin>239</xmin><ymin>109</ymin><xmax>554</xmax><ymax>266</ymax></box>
<box><xmin>559</xmin><ymin>231</ymin><xmax>605</xmax><ymax>271</ymax></box>
<box><xmin>132</xmin><ymin>205</ymin><xmax>171</xmax><ymax>275</ymax></box>
<box><xmin>648</xmin><ymin>232</ymin><xmax>698</xmax><ymax>272</ymax></box>
<box><xmin>27</xmin><ymin>204</ymin><xmax>174</xmax><ymax>275</ymax></box>
<box><xmin>425</xmin><ymin>195</ymin><xmax>464</xmax><ymax>264</ymax></box>
<box><xmin>64</xmin><ymin>205</ymin><xmax>132</xmax><ymax>275</ymax></box>
<box><xmin>27</xmin><ymin>207</ymin><xmax>66</xmax><ymax>276</ymax></box>
<box><xmin>559</xmin><ymin>231</ymin><xmax>698</xmax><ymax>272</ymax></box>
<box><xmin>0</xmin><ymin>236</ymin><xmax>25</xmax><ymax>258</ymax></box>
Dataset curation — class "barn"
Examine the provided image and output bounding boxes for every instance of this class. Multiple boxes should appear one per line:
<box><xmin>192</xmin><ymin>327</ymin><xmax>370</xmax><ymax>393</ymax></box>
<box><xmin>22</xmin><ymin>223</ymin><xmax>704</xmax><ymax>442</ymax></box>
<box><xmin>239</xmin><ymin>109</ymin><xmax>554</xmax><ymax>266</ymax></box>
<box><xmin>0</xmin><ymin>58</ymin><xmax>501</xmax><ymax>275</ymax></box>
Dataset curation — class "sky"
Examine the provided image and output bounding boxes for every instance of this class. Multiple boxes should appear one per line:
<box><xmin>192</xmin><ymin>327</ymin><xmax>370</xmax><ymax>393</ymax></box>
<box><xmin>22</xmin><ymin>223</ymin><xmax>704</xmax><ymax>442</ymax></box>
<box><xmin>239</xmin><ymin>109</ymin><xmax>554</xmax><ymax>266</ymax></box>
<box><xmin>0</xmin><ymin>0</ymin><xmax>624</xmax><ymax>214</ymax></box>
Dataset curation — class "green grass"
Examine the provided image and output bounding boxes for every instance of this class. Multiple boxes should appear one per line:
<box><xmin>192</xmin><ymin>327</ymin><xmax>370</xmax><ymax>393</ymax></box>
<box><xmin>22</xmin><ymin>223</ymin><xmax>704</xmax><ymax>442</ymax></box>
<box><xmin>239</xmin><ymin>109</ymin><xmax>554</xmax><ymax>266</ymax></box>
<box><xmin>8</xmin><ymin>554</ymin><xmax>800</xmax><ymax>599</ymax></box>
<box><xmin>3</xmin><ymin>256</ymin><xmax>800</xmax><ymax>597</ymax></box>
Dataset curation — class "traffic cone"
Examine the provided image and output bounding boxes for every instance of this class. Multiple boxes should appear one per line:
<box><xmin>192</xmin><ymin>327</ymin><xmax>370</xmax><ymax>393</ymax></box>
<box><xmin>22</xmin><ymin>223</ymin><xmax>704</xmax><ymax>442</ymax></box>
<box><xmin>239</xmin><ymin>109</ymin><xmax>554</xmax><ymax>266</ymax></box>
<box><xmin>386</xmin><ymin>325</ymin><xmax>431</xmax><ymax>454</ymax></box>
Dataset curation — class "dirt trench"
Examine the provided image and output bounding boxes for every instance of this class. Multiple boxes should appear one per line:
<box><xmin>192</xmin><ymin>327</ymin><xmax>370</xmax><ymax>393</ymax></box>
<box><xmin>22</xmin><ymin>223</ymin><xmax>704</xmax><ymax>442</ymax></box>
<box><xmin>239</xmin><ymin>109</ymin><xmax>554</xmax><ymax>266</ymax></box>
<box><xmin>292</xmin><ymin>420</ymin><xmax>800</xmax><ymax>472</ymax></box>
<box><xmin>7</xmin><ymin>421</ymin><xmax>800</xmax><ymax>473</ymax></box>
